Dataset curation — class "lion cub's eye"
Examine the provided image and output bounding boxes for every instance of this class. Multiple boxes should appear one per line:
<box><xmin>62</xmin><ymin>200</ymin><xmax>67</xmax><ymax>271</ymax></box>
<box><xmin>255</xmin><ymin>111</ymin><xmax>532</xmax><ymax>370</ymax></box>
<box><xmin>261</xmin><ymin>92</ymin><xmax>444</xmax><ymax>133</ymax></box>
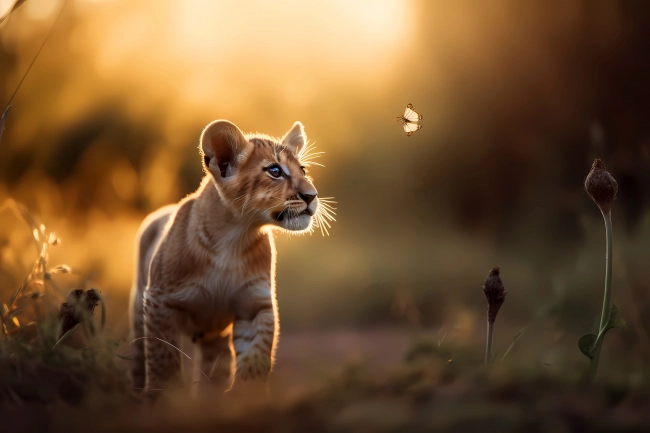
<box><xmin>265</xmin><ymin>164</ymin><xmax>283</xmax><ymax>178</ymax></box>
<box><xmin>300</xmin><ymin>166</ymin><xmax>306</xmax><ymax>175</ymax></box>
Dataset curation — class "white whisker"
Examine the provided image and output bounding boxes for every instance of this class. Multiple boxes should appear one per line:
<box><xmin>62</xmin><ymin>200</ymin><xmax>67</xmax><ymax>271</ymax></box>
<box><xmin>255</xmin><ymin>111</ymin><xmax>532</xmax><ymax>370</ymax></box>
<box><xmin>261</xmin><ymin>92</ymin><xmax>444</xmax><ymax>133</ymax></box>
<box><xmin>318</xmin><ymin>213</ymin><xmax>330</xmax><ymax>236</ymax></box>
<box><xmin>319</xmin><ymin>203</ymin><xmax>337</xmax><ymax>211</ymax></box>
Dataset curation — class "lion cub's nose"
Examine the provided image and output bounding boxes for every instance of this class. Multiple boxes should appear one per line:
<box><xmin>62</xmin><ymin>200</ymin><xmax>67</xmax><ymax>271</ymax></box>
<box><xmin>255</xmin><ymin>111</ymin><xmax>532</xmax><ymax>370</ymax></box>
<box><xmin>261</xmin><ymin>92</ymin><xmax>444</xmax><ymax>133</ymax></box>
<box><xmin>298</xmin><ymin>192</ymin><xmax>317</xmax><ymax>205</ymax></box>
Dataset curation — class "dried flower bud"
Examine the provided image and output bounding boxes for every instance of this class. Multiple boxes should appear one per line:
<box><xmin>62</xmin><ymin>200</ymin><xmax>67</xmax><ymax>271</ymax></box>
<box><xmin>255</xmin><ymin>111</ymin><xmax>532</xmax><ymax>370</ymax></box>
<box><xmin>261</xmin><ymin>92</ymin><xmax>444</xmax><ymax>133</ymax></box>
<box><xmin>59</xmin><ymin>303</ymin><xmax>77</xmax><ymax>337</ymax></box>
<box><xmin>584</xmin><ymin>159</ymin><xmax>618</xmax><ymax>214</ymax></box>
<box><xmin>483</xmin><ymin>267</ymin><xmax>507</xmax><ymax>323</ymax></box>
<box><xmin>59</xmin><ymin>288</ymin><xmax>101</xmax><ymax>337</ymax></box>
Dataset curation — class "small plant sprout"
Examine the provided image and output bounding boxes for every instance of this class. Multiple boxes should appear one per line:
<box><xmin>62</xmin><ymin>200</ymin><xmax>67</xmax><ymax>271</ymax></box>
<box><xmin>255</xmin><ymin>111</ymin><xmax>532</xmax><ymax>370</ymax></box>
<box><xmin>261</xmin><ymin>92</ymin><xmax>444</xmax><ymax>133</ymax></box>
<box><xmin>483</xmin><ymin>266</ymin><xmax>507</xmax><ymax>364</ymax></box>
<box><xmin>579</xmin><ymin>159</ymin><xmax>625</xmax><ymax>380</ymax></box>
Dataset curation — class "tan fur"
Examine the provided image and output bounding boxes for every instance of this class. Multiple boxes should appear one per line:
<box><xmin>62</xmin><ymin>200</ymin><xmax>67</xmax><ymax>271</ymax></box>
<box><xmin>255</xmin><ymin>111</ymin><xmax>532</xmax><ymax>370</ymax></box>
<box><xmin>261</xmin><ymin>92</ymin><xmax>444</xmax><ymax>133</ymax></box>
<box><xmin>130</xmin><ymin>120</ymin><xmax>325</xmax><ymax>393</ymax></box>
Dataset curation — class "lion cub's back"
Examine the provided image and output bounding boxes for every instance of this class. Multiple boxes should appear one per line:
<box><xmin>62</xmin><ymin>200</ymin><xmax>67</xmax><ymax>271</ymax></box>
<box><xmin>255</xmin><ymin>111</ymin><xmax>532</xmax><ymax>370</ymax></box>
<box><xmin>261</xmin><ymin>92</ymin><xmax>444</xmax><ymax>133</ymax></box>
<box><xmin>138</xmin><ymin>205</ymin><xmax>177</xmax><ymax>281</ymax></box>
<box><xmin>129</xmin><ymin>205</ymin><xmax>177</xmax><ymax>323</ymax></box>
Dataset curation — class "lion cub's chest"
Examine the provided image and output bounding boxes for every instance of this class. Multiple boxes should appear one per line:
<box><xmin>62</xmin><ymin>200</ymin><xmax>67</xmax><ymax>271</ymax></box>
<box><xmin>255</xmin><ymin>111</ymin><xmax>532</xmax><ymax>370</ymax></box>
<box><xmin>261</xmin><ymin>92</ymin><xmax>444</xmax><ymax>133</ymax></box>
<box><xmin>197</xmin><ymin>251</ymin><xmax>251</xmax><ymax>296</ymax></box>
<box><xmin>158</xmin><ymin>231</ymin><xmax>272</xmax><ymax>335</ymax></box>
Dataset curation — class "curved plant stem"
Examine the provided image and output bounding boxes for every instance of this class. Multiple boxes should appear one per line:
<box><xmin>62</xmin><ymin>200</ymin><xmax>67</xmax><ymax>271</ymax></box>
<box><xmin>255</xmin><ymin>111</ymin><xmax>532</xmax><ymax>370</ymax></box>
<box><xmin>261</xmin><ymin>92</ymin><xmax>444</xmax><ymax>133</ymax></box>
<box><xmin>485</xmin><ymin>321</ymin><xmax>494</xmax><ymax>364</ymax></box>
<box><xmin>589</xmin><ymin>211</ymin><xmax>613</xmax><ymax>380</ymax></box>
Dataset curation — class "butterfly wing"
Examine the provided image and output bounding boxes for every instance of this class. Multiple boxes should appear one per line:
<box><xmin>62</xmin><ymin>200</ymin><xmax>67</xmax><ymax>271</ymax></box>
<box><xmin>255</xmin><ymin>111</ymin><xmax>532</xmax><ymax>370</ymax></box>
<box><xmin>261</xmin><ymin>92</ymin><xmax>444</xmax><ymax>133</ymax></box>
<box><xmin>403</xmin><ymin>122</ymin><xmax>422</xmax><ymax>136</ymax></box>
<box><xmin>403</xmin><ymin>103</ymin><xmax>423</xmax><ymax>122</ymax></box>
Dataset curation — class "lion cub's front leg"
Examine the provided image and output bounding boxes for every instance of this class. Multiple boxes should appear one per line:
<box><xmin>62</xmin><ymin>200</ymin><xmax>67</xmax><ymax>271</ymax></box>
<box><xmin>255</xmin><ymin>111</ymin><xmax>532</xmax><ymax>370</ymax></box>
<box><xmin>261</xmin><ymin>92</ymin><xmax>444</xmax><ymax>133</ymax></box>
<box><xmin>143</xmin><ymin>288</ymin><xmax>183</xmax><ymax>391</ymax></box>
<box><xmin>231</xmin><ymin>283</ymin><xmax>277</xmax><ymax>390</ymax></box>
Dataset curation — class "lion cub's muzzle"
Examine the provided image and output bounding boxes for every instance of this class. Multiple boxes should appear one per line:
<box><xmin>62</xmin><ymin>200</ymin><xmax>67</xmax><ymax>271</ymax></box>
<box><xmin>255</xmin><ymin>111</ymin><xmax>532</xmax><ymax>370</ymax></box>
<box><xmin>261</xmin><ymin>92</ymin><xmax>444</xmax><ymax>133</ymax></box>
<box><xmin>275</xmin><ymin>191</ymin><xmax>318</xmax><ymax>221</ymax></box>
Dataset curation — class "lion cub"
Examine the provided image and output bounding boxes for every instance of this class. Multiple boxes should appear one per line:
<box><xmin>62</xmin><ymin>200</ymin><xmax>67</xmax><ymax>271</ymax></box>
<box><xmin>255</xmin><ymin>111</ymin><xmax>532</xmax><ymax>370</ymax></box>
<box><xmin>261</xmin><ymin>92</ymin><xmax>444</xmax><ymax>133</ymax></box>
<box><xmin>129</xmin><ymin>120</ymin><xmax>328</xmax><ymax>392</ymax></box>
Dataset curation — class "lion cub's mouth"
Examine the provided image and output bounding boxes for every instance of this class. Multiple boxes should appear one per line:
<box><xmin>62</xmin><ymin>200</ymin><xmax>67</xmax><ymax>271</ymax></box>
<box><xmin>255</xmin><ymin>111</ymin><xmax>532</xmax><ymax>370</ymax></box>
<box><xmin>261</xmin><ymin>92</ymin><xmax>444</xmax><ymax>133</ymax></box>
<box><xmin>275</xmin><ymin>208</ymin><xmax>313</xmax><ymax>221</ymax></box>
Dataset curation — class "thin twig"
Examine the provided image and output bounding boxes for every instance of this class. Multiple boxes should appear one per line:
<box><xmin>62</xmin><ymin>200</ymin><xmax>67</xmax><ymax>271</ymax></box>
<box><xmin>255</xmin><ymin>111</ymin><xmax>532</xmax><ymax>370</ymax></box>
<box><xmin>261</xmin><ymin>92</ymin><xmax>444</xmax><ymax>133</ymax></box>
<box><xmin>0</xmin><ymin>0</ymin><xmax>65</xmax><ymax>143</ymax></box>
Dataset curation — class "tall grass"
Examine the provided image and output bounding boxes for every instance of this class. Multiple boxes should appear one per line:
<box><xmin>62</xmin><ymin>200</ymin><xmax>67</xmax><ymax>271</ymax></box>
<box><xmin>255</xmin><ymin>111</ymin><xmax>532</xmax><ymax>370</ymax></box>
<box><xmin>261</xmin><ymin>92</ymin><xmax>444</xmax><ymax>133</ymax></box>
<box><xmin>0</xmin><ymin>199</ymin><xmax>132</xmax><ymax>408</ymax></box>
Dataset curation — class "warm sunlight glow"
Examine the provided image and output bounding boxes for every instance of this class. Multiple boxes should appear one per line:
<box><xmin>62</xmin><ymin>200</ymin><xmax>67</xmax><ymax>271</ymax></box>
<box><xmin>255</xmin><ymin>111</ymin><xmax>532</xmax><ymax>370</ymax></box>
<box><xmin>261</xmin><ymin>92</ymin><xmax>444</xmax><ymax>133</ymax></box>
<box><xmin>0</xmin><ymin>0</ymin><xmax>13</xmax><ymax>18</ymax></box>
<box><xmin>25</xmin><ymin>0</ymin><xmax>60</xmax><ymax>21</ymax></box>
<box><xmin>71</xmin><ymin>0</ymin><xmax>414</xmax><ymax>113</ymax></box>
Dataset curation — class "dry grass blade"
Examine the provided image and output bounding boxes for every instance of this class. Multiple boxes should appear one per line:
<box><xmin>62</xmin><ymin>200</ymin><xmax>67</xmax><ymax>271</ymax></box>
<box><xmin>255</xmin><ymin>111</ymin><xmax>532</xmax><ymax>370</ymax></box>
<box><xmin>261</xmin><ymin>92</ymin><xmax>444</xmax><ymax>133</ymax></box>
<box><xmin>438</xmin><ymin>329</ymin><xmax>448</xmax><ymax>346</ymax></box>
<box><xmin>97</xmin><ymin>290</ymin><xmax>106</xmax><ymax>330</ymax></box>
<box><xmin>0</xmin><ymin>0</ymin><xmax>27</xmax><ymax>26</ymax></box>
<box><xmin>115</xmin><ymin>353</ymin><xmax>135</xmax><ymax>361</ymax></box>
<box><xmin>0</xmin><ymin>199</ymin><xmax>40</xmax><ymax>244</ymax></box>
<box><xmin>501</xmin><ymin>328</ymin><xmax>526</xmax><ymax>361</ymax></box>
<box><xmin>128</xmin><ymin>337</ymin><xmax>213</xmax><ymax>385</ymax></box>
<box><xmin>8</xmin><ymin>273</ymin><xmax>33</xmax><ymax>319</ymax></box>
<box><xmin>0</xmin><ymin>0</ymin><xmax>65</xmax><ymax>144</ymax></box>
<box><xmin>52</xmin><ymin>324</ymin><xmax>80</xmax><ymax>350</ymax></box>
<box><xmin>0</xmin><ymin>105</ymin><xmax>10</xmax><ymax>144</ymax></box>
<box><xmin>6</xmin><ymin>300</ymin><xmax>36</xmax><ymax>321</ymax></box>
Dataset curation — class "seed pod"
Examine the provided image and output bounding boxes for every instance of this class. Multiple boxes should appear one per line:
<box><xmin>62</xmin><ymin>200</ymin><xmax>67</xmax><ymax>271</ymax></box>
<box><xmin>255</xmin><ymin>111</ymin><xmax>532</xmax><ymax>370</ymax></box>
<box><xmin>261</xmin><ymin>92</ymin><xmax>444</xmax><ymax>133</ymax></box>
<box><xmin>483</xmin><ymin>267</ymin><xmax>507</xmax><ymax>323</ymax></box>
<box><xmin>584</xmin><ymin>159</ymin><xmax>618</xmax><ymax>214</ymax></box>
<box><xmin>58</xmin><ymin>288</ymin><xmax>101</xmax><ymax>337</ymax></box>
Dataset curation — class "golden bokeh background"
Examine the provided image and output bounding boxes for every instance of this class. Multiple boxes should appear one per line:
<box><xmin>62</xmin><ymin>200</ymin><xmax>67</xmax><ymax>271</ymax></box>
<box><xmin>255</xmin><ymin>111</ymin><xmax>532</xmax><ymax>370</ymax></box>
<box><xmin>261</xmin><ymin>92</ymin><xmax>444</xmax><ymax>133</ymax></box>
<box><xmin>2</xmin><ymin>0</ymin><xmax>650</xmax><ymax>366</ymax></box>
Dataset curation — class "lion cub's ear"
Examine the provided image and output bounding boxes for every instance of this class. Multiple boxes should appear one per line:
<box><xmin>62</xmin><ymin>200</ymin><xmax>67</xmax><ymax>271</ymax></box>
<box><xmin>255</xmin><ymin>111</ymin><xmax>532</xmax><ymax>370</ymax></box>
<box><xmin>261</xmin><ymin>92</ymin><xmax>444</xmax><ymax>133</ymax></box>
<box><xmin>200</xmin><ymin>120</ymin><xmax>251</xmax><ymax>179</ymax></box>
<box><xmin>281</xmin><ymin>121</ymin><xmax>306</xmax><ymax>155</ymax></box>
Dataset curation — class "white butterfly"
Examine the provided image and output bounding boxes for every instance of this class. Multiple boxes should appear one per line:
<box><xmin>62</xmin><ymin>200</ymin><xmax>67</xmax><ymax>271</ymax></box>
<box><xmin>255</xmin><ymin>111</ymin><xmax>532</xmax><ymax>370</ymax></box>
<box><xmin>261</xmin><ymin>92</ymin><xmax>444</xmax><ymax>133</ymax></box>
<box><xmin>397</xmin><ymin>103</ymin><xmax>422</xmax><ymax>136</ymax></box>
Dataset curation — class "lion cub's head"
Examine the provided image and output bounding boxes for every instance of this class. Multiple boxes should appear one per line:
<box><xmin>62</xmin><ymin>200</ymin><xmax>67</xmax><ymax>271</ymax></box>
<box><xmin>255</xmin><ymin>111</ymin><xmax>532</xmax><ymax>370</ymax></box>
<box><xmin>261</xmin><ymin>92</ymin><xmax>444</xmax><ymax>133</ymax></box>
<box><xmin>200</xmin><ymin>120</ymin><xmax>334</xmax><ymax>234</ymax></box>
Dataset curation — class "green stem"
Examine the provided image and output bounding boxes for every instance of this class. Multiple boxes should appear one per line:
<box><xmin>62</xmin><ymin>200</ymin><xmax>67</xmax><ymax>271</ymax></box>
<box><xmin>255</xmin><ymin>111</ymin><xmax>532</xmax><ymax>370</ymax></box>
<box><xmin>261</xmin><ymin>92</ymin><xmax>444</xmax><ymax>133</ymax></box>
<box><xmin>485</xmin><ymin>320</ymin><xmax>494</xmax><ymax>364</ymax></box>
<box><xmin>589</xmin><ymin>211</ymin><xmax>613</xmax><ymax>380</ymax></box>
